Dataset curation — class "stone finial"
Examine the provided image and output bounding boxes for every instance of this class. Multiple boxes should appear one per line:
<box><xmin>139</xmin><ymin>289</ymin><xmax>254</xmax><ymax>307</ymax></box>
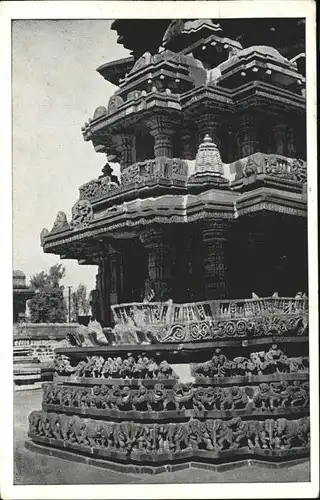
<box><xmin>195</xmin><ymin>134</ymin><xmax>223</xmax><ymax>176</ymax></box>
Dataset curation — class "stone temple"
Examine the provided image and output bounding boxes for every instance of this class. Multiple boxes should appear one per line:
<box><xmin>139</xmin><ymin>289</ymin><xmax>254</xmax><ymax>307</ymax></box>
<box><xmin>27</xmin><ymin>19</ymin><xmax>309</xmax><ymax>473</ymax></box>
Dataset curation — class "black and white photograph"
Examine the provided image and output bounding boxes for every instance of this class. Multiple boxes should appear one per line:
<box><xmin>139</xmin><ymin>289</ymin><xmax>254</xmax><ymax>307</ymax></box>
<box><xmin>1</xmin><ymin>1</ymin><xmax>318</xmax><ymax>498</ymax></box>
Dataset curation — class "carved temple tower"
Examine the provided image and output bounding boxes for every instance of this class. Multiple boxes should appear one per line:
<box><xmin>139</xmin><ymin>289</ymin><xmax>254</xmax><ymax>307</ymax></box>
<box><xmin>28</xmin><ymin>19</ymin><xmax>309</xmax><ymax>471</ymax></box>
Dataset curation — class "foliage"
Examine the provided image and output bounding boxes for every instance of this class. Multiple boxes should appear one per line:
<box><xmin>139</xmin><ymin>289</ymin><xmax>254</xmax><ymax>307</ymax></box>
<box><xmin>28</xmin><ymin>264</ymin><xmax>67</xmax><ymax>323</ymax></box>
<box><xmin>71</xmin><ymin>283</ymin><xmax>91</xmax><ymax>320</ymax></box>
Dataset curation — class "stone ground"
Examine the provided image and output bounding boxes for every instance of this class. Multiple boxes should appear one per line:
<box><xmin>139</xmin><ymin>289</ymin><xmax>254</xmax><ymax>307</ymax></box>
<box><xmin>14</xmin><ymin>390</ymin><xmax>310</xmax><ymax>485</ymax></box>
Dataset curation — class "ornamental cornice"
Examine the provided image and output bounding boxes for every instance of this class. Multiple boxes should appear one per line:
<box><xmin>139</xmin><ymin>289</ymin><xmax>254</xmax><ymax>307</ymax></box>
<box><xmin>42</xmin><ymin>183</ymin><xmax>306</xmax><ymax>255</ymax></box>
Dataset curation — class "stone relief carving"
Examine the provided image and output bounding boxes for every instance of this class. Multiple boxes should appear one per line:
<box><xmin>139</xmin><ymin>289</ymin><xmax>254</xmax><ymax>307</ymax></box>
<box><xmin>43</xmin><ymin>378</ymin><xmax>309</xmax><ymax>416</ymax></box>
<box><xmin>54</xmin><ymin>353</ymin><xmax>177</xmax><ymax>380</ymax></box>
<box><xmin>107</xmin><ymin>94</ymin><xmax>124</xmax><ymax>114</ymax></box>
<box><xmin>194</xmin><ymin>346</ymin><xmax>309</xmax><ymax>379</ymax></box>
<box><xmin>51</xmin><ymin>211</ymin><xmax>69</xmax><ymax>233</ymax></box>
<box><xmin>70</xmin><ymin>199</ymin><xmax>93</xmax><ymax>229</ymax></box>
<box><xmin>237</xmin><ymin>153</ymin><xmax>307</xmax><ymax>185</ymax></box>
<box><xmin>29</xmin><ymin>411</ymin><xmax>310</xmax><ymax>456</ymax></box>
<box><xmin>93</xmin><ymin>106</ymin><xmax>107</xmax><ymax>120</ymax></box>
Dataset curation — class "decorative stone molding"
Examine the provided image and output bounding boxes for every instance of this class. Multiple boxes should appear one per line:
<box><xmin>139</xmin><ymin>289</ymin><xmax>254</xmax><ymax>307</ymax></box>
<box><xmin>122</xmin><ymin>157</ymin><xmax>188</xmax><ymax>186</ymax></box>
<box><xmin>70</xmin><ymin>200</ymin><xmax>93</xmax><ymax>230</ymax></box>
<box><xmin>79</xmin><ymin>176</ymin><xmax>119</xmax><ymax>201</ymax></box>
<box><xmin>110</xmin><ymin>295</ymin><xmax>308</xmax><ymax>344</ymax></box>
<box><xmin>50</xmin><ymin>211</ymin><xmax>70</xmax><ymax>234</ymax></box>
<box><xmin>43</xmin><ymin>378</ymin><xmax>309</xmax><ymax>418</ymax></box>
<box><xmin>28</xmin><ymin>411</ymin><xmax>310</xmax><ymax>460</ymax></box>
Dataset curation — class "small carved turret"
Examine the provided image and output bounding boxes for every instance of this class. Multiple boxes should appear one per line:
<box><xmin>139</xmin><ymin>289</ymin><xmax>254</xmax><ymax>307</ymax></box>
<box><xmin>195</xmin><ymin>134</ymin><xmax>223</xmax><ymax>176</ymax></box>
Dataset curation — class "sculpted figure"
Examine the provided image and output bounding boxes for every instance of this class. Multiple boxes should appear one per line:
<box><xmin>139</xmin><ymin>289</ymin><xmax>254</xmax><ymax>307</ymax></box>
<box><xmin>133</xmin><ymin>356</ymin><xmax>147</xmax><ymax>378</ymax></box>
<box><xmin>43</xmin><ymin>383</ymin><xmax>52</xmax><ymax>403</ymax></box>
<box><xmin>213</xmin><ymin>419</ymin><xmax>233</xmax><ymax>450</ymax></box>
<box><xmin>276</xmin><ymin>353</ymin><xmax>291</xmax><ymax>373</ymax></box>
<box><xmin>171</xmin><ymin>423</ymin><xmax>189</xmax><ymax>452</ymax></box>
<box><xmin>222</xmin><ymin>358</ymin><xmax>238</xmax><ymax>378</ymax></box>
<box><xmin>159</xmin><ymin>360</ymin><xmax>174</xmax><ymax>379</ymax></box>
<box><xmin>119</xmin><ymin>359</ymin><xmax>131</xmax><ymax>379</ymax></box>
<box><xmin>99</xmin><ymin>385</ymin><xmax>111</xmax><ymax>409</ymax></box>
<box><xmin>101</xmin><ymin>422</ymin><xmax>114</xmax><ymax>448</ymax></box>
<box><xmin>188</xmin><ymin>419</ymin><xmax>201</xmax><ymax>449</ymax></box>
<box><xmin>73</xmin><ymin>359</ymin><xmax>87</xmax><ymax>377</ymax></box>
<box><xmin>156</xmin><ymin>424</ymin><xmax>170</xmax><ymax>452</ymax></box>
<box><xmin>259</xmin><ymin>419</ymin><xmax>275</xmax><ymax>449</ymax></box>
<box><xmin>198</xmin><ymin>421</ymin><xmax>214</xmax><ymax>450</ymax></box>
<box><xmin>28</xmin><ymin>410</ymin><xmax>42</xmax><ymax>435</ymax></box>
<box><xmin>147</xmin><ymin>384</ymin><xmax>168</xmax><ymax>412</ymax></box>
<box><xmin>246</xmin><ymin>420</ymin><xmax>261</xmax><ymax>449</ymax></box>
<box><xmin>269</xmin><ymin>381</ymin><xmax>290</xmax><ymax>408</ymax></box>
<box><xmin>233</xmin><ymin>356</ymin><xmax>248</xmax><ymax>376</ymax></box>
<box><xmin>91</xmin><ymin>385</ymin><xmax>102</xmax><ymax>408</ymax></box>
<box><xmin>113</xmin><ymin>423</ymin><xmax>130</xmax><ymax>452</ymax></box>
<box><xmin>193</xmin><ymin>387</ymin><xmax>207</xmax><ymax>411</ymax></box>
<box><xmin>116</xmin><ymin>386</ymin><xmax>132</xmax><ymax>412</ymax></box>
<box><xmin>253</xmin><ymin>383</ymin><xmax>272</xmax><ymax>410</ymax></box>
<box><xmin>38</xmin><ymin>411</ymin><xmax>49</xmax><ymax>436</ymax></box>
<box><xmin>289</xmin><ymin>356</ymin><xmax>308</xmax><ymax>373</ymax></box>
<box><xmin>173</xmin><ymin>383</ymin><xmax>194</xmax><ymax>411</ymax></box>
<box><xmin>109</xmin><ymin>386</ymin><xmax>122</xmax><ymax>410</ymax></box>
<box><xmin>146</xmin><ymin>357</ymin><xmax>159</xmax><ymax>379</ymax></box>
<box><xmin>54</xmin><ymin>354</ymin><xmax>76</xmax><ymax>375</ymax></box>
<box><xmin>229</xmin><ymin>417</ymin><xmax>248</xmax><ymax>449</ymax></box>
<box><xmin>61</xmin><ymin>388</ymin><xmax>74</xmax><ymax>407</ymax></box>
<box><xmin>205</xmin><ymin>386</ymin><xmax>220</xmax><ymax>411</ymax></box>
<box><xmin>69</xmin><ymin>415</ymin><xmax>87</xmax><ymax>445</ymax></box>
<box><xmin>132</xmin><ymin>386</ymin><xmax>148</xmax><ymax>412</ymax></box>
<box><xmin>274</xmin><ymin>418</ymin><xmax>300</xmax><ymax>449</ymax></box>
<box><xmin>58</xmin><ymin>414</ymin><xmax>72</xmax><ymax>442</ymax></box>
<box><xmin>288</xmin><ymin>381</ymin><xmax>309</xmax><ymax>407</ymax></box>
<box><xmin>48</xmin><ymin>412</ymin><xmax>60</xmax><ymax>439</ymax></box>
<box><xmin>145</xmin><ymin>424</ymin><xmax>158</xmax><ymax>452</ymax></box>
<box><xmin>85</xmin><ymin>420</ymin><xmax>104</xmax><ymax>447</ymax></box>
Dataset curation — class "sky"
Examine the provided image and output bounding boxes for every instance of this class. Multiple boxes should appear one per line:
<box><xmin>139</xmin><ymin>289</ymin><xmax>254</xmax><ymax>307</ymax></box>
<box><xmin>12</xmin><ymin>20</ymin><xmax>129</xmax><ymax>291</ymax></box>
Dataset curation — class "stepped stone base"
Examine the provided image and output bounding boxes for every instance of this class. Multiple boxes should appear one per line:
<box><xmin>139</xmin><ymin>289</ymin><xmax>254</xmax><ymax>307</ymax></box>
<box><xmin>25</xmin><ymin>439</ymin><xmax>309</xmax><ymax>475</ymax></box>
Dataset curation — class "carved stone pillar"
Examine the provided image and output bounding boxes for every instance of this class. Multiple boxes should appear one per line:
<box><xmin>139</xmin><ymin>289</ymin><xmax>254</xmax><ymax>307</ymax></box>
<box><xmin>147</xmin><ymin>115</ymin><xmax>177</xmax><ymax>158</ymax></box>
<box><xmin>180</xmin><ymin>127</ymin><xmax>194</xmax><ymax>160</ymax></box>
<box><xmin>140</xmin><ymin>228</ymin><xmax>172</xmax><ymax>301</ymax></box>
<box><xmin>286</xmin><ymin>126</ymin><xmax>297</xmax><ymax>158</ymax></box>
<box><xmin>236</xmin><ymin>115</ymin><xmax>259</xmax><ymax>157</ymax></box>
<box><xmin>195</xmin><ymin>113</ymin><xmax>221</xmax><ymax>149</ymax></box>
<box><xmin>273</xmin><ymin>124</ymin><xmax>287</xmax><ymax>156</ymax></box>
<box><xmin>118</xmin><ymin>134</ymin><xmax>134</xmax><ymax>171</ymax></box>
<box><xmin>200</xmin><ymin>221</ymin><xmax>229</xmax><ymax>299</ymax></box>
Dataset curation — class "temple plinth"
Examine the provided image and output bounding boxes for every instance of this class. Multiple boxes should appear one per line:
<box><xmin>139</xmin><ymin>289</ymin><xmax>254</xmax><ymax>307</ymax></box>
<box><xmin>27</xmin><ymin>18</ymin><xmax>309</xmax><ymax>473</ymax></box>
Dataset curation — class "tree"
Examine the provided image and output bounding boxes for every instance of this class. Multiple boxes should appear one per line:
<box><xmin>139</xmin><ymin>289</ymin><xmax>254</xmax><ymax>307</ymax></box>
<box><xmin>28</xmin><ymin>263</ymin><xmax>67</xmax><ymax>323</ymax></box>
<box><xmin>71</xmin><ymin>283</ymin><xmax>91</xmax><ymax>320</ymax></box>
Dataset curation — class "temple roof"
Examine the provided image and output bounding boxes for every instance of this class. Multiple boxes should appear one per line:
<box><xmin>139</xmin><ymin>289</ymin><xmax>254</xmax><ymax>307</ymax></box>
<box><xmin>96</xmin><ymin>56</ymin><xmax>134</xmax><ymax>85</ymax></box>
<box><xmin>111</xmin><ymin>19</ymin><xmax>305</xmax><ymax>60</ymax></box>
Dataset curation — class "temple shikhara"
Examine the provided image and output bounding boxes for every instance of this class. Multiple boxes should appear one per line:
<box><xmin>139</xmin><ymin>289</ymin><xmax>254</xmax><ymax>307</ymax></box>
<box><xmin>27</xmin><ymin>19</ymin><xmax>309</xmax><ymax>473</ymax></box>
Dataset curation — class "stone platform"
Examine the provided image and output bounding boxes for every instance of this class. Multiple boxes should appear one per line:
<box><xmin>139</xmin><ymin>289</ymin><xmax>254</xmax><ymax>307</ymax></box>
<box><xmin>26</xmin><ymin>296</ymin><xmax>310</xmax><ymax>472</ymax></box>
